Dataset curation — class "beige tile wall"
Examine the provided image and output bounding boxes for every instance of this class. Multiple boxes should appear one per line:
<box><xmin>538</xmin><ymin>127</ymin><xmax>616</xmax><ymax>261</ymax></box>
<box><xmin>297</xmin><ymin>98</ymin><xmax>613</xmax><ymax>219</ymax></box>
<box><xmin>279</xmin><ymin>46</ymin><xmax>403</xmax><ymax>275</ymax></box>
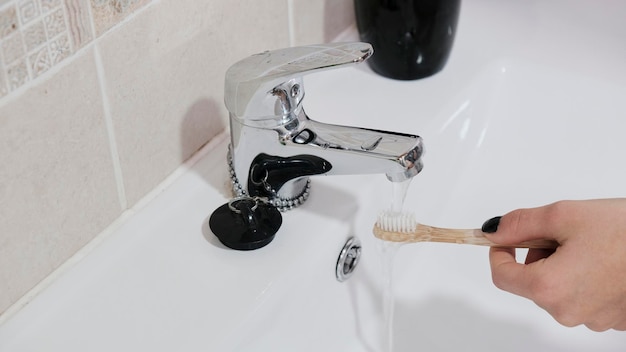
<box><xmin>289</xmin><ymin>0</ymin><xmax>355</xmax><ymax>45</ymax></box>
<box><xmin>0</xmin><ymin>0</ymin><xmax>354</xmax><ymax>316</ymax></box>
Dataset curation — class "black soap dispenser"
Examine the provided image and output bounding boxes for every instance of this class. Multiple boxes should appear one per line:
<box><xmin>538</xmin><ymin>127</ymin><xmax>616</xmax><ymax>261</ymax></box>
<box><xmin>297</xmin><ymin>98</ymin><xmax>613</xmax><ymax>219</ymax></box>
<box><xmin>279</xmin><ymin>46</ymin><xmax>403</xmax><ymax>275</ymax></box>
<box><xmin>354</xmin><ymin>0</ymin><xmax>461</xmax><ymax>80</ymax></box>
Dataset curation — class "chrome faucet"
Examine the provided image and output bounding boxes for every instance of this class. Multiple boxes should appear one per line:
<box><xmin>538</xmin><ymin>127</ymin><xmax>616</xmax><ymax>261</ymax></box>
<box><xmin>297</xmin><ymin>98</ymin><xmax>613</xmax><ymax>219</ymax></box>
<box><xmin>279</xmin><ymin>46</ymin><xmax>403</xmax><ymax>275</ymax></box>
<box><xmin>224</xmin><ymin>42</ymin><xmax>424</xmax><ymax>211</ymax></box>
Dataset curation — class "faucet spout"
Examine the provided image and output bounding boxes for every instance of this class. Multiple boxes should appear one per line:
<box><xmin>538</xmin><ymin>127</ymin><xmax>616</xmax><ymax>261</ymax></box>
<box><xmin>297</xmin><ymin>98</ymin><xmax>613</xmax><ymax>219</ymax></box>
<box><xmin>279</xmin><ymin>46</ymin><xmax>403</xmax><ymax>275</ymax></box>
<box><xmin>293</xmin><ymin>117</ymin><xmax>423</xmax><ymax>182</ymax></box>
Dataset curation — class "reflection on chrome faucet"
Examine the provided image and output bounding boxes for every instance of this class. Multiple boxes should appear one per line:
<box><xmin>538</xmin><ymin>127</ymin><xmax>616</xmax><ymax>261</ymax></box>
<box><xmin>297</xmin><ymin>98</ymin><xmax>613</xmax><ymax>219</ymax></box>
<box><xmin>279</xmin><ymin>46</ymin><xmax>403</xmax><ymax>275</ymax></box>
<box><xmin>224</xmin><ymin>42</ymin><xmax>424</xmax><ymax>212</ymax></box>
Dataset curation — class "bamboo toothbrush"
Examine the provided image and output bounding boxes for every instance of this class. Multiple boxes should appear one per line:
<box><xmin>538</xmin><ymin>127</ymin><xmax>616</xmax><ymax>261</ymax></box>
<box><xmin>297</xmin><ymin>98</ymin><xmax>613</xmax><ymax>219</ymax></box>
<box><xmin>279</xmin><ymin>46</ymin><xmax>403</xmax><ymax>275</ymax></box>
<box><xmin>373</xmin><ymin>211</ymin><xmax>558</xmax><ymax>249</ymax></box>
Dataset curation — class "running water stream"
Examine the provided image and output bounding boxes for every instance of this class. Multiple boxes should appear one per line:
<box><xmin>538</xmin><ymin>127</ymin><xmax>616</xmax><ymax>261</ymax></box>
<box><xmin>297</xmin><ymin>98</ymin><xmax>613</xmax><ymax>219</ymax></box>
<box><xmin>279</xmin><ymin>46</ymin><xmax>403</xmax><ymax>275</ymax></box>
<box><xmin>379</xmin><ymin>241</ymin><xmax>402</xmax><ymax>352</ymax></box>
<box><xmin>379</xmin><ymin>178</ymin><xmax>412</xmax><ymax>352</ymax></box>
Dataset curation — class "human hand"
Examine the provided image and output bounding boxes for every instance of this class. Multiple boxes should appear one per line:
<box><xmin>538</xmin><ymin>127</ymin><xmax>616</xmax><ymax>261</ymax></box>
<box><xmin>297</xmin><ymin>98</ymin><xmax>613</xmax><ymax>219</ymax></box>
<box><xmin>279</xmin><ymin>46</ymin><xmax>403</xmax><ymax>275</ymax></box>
<box><xmin>482</xmin><ymin>199</ymin><xmax>626</xmax><ymax>331</ymax></box>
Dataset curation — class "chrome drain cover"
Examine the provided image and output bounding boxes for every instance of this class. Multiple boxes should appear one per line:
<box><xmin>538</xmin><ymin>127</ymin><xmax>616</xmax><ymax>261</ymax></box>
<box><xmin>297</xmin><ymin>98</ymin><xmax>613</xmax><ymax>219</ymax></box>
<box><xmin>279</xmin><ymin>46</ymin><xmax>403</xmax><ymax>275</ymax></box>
<box><xmin>336</xmin><ymin>237</ymin><xmax>362</xmax><ymax>282</ymax></box>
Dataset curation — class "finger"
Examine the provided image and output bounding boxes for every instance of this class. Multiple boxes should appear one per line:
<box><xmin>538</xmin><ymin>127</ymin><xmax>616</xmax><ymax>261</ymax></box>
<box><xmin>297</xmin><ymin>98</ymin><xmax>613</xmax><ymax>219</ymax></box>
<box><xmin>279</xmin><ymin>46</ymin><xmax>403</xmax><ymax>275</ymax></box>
<box><xmin>489</xmin><ymin>246</ymin><xmax>535</xmax><ymax>299</ymax></box>
<box><xmin>585</xmin><ymin>321</ymin><xmax>613</xmax><ymax>332</ymax></box>
<box><xmin>525</xmin><ymin>248</ymin><xmax>556</xmax><ymax>264</ymax></box>
<box><xmin>613</xmin><ymin>320</ymin><xmax>626</xmax><ymax>331</ymax></box>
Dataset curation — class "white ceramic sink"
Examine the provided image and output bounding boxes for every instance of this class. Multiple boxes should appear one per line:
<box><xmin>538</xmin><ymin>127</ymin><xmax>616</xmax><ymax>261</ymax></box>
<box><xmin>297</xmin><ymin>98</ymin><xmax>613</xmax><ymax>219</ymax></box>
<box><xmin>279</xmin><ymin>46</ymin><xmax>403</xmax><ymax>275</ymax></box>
<box><xmin>2</xmin><ymin>0</ymin><xmax>626</xmax><ymax>351</ymax></box>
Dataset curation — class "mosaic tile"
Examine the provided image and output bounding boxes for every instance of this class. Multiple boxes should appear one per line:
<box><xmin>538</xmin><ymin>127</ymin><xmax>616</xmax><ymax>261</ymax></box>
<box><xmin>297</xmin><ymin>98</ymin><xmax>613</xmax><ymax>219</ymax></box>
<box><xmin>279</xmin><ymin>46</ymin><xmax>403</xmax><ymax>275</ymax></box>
<box><xmin>0</xmin><ymin>5</ymin><xmax>18</xmax><ymax>39</ymax></box>
<box><xmin>0</xmin><ymin>0</ymin><xmax>75</xmax><ymax>99</ymax></box>
<box><xmin>48</xmin><ymin>31</ymin><xmax>69</xmax><ymax>64</ymax></box>
<box><xmin>40</xmin><ymin>0</ymin><xmax>61</xmax><ymax>13</ymax></box>
<box><xmin>6</xmin><ymin>58</ymin><xmax>28</xmax><ymax>90</ymax></box>
<box><xmin>22</xmin><ymin>18</ymin><xmax>46</xmax><ymax>51</ymax></box>
<box><xmin>17</xmin><ymin>0</ymin><xmax>40</xmax><ymax>25</ymax></box>
<box><xmin>0</xmin><ymin>0</ymin><xmax>155</xmax><ymax>101</ymax></box>
<box><xmin>43</xmin><ymin>7</ymin><xmax>64</xmax><ymax>38</ymax></box>
<box><xmin>1</xmin><ymin>30</ymin><xmax>24</xmax><ymax>64</ymax></box>
<box><xmin>27</xmin><ymin>44</ymin><xmax>49</xmax><ymax>76</ymax></box>
<box><xmin>64</xmin><ymin>0</ymin><xmax>92</xmax><ymax>49</ymax></box>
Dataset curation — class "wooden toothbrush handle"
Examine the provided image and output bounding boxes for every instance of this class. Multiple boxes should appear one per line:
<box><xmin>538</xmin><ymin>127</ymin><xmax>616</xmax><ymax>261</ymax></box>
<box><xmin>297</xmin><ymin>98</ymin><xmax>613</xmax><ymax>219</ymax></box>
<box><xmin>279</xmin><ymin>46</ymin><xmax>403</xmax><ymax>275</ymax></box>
<box><xmin>420</xmin><ymin>225</ymin><xmax>559</xmax><ymax>249</ymax></box>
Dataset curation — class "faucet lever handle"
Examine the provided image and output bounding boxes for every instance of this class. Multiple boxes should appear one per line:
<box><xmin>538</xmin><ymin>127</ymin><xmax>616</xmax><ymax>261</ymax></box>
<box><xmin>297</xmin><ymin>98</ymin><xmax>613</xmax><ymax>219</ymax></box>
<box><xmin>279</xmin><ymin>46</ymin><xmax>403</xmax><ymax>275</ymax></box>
<box><xmin>225</xmin><ymin>42</ymin><xmax>373</xmax><ymax>122</ymax></box>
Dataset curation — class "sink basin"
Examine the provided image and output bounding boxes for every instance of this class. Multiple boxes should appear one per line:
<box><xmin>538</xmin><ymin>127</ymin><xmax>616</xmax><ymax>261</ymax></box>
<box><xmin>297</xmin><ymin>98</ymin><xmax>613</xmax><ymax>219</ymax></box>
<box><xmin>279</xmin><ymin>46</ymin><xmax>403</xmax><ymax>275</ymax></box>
<box><xmin>2</xmin><ymin>0</ymin><xmax>626</xmax><ymax>351</ymax></box>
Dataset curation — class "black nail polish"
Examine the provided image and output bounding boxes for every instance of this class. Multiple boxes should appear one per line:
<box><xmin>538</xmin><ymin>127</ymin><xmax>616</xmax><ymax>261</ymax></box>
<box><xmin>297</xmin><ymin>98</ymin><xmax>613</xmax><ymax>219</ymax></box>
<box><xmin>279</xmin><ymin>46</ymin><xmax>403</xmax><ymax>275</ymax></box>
<box><xmin>481</xmin><ymin>216</ymin><xmax>502</xmax><ymax>233</ymax></box>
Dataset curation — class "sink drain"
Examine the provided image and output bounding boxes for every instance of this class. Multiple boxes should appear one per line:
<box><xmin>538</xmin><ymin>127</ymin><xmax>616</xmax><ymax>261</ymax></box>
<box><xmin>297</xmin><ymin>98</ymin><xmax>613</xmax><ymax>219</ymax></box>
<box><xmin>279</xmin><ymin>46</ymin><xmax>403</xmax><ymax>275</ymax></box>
<box><xmin>336</xmin><ymin>237</ymin><xmax>362</xmax><ymax>282</ymax></box>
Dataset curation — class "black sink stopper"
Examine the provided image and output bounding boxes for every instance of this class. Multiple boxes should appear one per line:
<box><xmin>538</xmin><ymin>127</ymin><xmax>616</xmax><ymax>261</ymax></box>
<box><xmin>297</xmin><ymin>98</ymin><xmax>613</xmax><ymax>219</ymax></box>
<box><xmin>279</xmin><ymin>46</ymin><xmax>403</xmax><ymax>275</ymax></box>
<box><xmin>209</xmin><ymin>197</ymin><xmax>282</xmax><ymax>250</ymax></box>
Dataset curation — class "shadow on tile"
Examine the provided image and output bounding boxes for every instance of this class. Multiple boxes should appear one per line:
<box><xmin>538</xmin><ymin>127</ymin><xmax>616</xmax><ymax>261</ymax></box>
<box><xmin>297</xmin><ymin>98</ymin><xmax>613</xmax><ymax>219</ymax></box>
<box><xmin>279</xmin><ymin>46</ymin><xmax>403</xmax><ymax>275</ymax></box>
<box><xmin>180</xmin><ymin>97</ymin><xmax>226</xmax><ymax>162</ymax></box>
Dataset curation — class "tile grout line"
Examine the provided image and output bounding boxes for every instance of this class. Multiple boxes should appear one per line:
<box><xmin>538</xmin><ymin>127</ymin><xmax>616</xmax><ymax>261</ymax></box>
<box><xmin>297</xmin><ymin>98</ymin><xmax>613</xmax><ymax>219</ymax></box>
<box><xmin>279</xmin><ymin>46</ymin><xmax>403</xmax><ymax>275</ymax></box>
<box><xmin>86</xmin><ymin>0</ymin><xmax>129</xmax><ymax>209</ymax></box>
<box><xmin>84</xmin><ymin>0</ymin><xmax>98</xmax><ymax>39</ymax></box>
<box><xmin>93</xmin><ymin>43</ymin><xmax>127</xmax><ymax>211</ymax></box>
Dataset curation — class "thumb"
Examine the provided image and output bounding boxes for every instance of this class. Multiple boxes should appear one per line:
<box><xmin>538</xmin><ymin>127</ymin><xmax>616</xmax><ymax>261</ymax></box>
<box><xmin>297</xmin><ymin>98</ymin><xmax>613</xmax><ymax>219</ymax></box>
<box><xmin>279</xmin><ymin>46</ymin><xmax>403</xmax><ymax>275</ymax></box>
<box><xmin>481</xmin><ymin>206</ymin><xmax>561</xmax><ymax>246</ymax></box>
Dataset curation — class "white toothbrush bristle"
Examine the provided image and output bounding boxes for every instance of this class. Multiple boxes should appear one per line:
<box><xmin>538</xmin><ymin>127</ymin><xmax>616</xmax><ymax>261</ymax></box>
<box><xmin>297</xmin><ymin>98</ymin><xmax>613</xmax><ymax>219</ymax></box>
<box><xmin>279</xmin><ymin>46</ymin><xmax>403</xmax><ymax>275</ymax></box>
<box><xmin>376</xmin><ymin>211</ymin><xmax>417</xmax><ymax>233</ymax></box>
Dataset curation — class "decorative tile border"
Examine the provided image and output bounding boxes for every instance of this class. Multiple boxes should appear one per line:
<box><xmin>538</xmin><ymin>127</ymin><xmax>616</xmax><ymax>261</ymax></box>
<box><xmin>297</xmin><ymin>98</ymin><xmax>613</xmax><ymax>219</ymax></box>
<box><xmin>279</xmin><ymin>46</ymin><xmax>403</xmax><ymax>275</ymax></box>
<box><xmin>0</xmin><ymin>0</ymin><xmax>150</xmax><ymax>98</ymax></box>
<box><xmin>91</xmin><ymin>0</ymin><xmax>149</xmax><ymax>36</ymax></box>
<box><xmin>0</xmin><ymin>0</ymin><xmax>66</xmax><ymax>96</ymax></box>
<box><xmin>65</xmin><ymin>0</ymin><xmax>92</xmax><ymax>49</ymax></box>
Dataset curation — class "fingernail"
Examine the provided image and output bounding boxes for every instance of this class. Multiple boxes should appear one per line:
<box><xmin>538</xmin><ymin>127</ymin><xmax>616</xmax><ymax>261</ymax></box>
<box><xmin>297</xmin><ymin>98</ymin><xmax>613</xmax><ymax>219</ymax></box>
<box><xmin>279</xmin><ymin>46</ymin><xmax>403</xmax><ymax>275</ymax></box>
<box><xmin>481</xmin><ymin>216</ymin><xmax>502</xmax><ymax>233</ymax></box>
